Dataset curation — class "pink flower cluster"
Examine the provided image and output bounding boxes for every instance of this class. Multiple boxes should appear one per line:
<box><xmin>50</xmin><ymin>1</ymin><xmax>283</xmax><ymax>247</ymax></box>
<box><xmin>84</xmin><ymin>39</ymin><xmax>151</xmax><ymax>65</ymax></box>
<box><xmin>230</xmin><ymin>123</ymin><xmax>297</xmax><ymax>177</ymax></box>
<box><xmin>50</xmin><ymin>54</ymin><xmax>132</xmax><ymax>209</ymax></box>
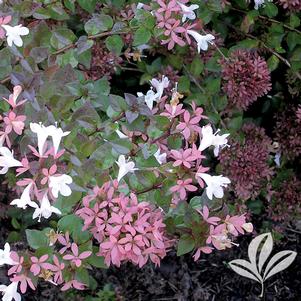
<box><xmin>5</xmin><ymin>240</ymin><xmax>89</xmax><ymax>295</ymax></box>
<box><xmin>192</xmin><ymin>206</ymin><xmax>253</xmax><ymax>261</ymax></box>
<box><xmin>154</xmin><ymin>0</ymin><xmax>199</xmax><ymax>49</ymax></box>
<box><xmin>0</xmin><ymin>85</ymin><xmax>26</xmax><ymax>147</ymax></box>
<box><xmin>0</xmin><ymin>16</ymin><xmax>12</xmax><ymax>39</ymax></box>
<box><xmin>76</xmin><ymin>180</ymin><xmax>171</xmax><ymax>267</ymax></box>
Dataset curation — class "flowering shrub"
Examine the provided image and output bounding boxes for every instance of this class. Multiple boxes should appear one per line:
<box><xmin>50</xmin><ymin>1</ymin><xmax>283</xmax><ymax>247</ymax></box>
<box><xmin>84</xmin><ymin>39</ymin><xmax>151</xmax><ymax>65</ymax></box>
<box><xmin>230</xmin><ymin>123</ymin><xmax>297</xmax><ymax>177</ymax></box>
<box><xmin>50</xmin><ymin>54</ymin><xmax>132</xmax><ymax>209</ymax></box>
<box><xmin>0</xmin><ymin>0</ymin><xmax>300</xmax><ymax>299</ymax></box>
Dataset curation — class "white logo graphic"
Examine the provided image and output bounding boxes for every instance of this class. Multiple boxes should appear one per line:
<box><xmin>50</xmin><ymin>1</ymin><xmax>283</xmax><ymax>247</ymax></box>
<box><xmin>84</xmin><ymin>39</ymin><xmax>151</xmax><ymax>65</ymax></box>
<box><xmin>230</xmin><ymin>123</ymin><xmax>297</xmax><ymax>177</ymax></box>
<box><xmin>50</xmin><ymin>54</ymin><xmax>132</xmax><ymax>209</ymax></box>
<box><xmin>229</xmin><ymin>232</ymin><xmax>297</xmax><ymax>297</ymax></box>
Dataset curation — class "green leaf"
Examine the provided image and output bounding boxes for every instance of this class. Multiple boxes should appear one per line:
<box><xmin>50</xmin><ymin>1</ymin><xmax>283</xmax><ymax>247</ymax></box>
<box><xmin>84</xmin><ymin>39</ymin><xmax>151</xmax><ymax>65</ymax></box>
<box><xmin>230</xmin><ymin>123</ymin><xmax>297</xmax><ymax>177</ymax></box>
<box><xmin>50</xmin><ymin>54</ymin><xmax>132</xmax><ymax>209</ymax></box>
<box><xmin>0</xmin><ymin>48</ymin><xmax>12</xmax><ymax>78</ymax></box>
<box><xmin>289</xmin><ymin>14</ymin><xmax>300</xmax><ymax>28</ymax></box>
<box><xmin>50</xmin><ymin>29</ymin><xmax>76</xmax><ymax>50</ymax></box>
<box><xmin>246</xmin><ymin>199</ymin><xmax>263</xmax><ymax>215</ymax></box>
<box><xmin>64</xmin><ymin>0</ymin><xmax>76</xmax><ymax>12</ymax></box>
<box><xmin>189</xmin><ymin>196</ymin><xmax>203</xmax><ymax>210</ymax></box>
<box><xmin>75</xmin><ymin>268</ymin><xmax>90</xmax><ymax>285</ymax></box>
<box><xmin>84</xmin><ymin>14</ymin><xmax>113</xmax><ymax>35</ymax></box>
<box><xmin>7</xmin><ymin>232</ymin><xmax>21</xmax><ymax>243</ymax></box>
<box><xmin>48</xmin><ymin>4</ymin><xmax>70</xmax><ymax>20</ymax></box>
<box><xmin>72</xmin><ymin>102</ymin><xmax>101</xmax><ymax>127</ymax></box>
<box><xmin>133</xmin><ymin>27</ymin><xmax>151</xmax><ymax>46</ymax></box>
<box><xmin>167</xmin><ymin>134</ymin><xmax>183</xmax><ymax>149</ymax></box>
<box><xmin>110</xmin><ymin>139</ymin><xmax>133</xmax><ymax>154</ymax></box>
<box><xmin>178</xmin><ymin>76</ymin><xmax>190</xmax><ymax>93</ymax></box>
<box><xmin>11</xmin><ymin>218</ymin><xmax>21</xmax><ymax>230</ymax></box>
<box><xmin>105</xmin><ymin>35</ymin><xmax>124</xmax><ymax>56</ymax></box>
<box><xmin>206</xmin><ymin>78</ymin><xmax>221</xmax><ymax>94</ymax></box>
<box><xmin>286</xmin><ymin>32</ymin><xmax>301</xmax><ymax>51</ymax></box>
<box><xmin>26</xmin><ymin>229</ymin><xmax>49</xmax><ymax>250</ymax></box>
<box><xmin>177</xmin><ymin>234</ymin><xmax>195</xmax><ymax>256</ymax></box>
<box><xmin>90</xmin><ymin>143</ymin><xmax>116</xmax><ymax>169</ymax></box>
<box><xmin>189</xmin><ymin>58</ymin><xmax>204</xmax><ymax>77</ymax></box>
<box><xmin>87</xmin><ymin>248</ymin><xmax>108</xmax><ymax>268</ymax></box>
<box><xmin>56</xmin><ymin>49</ymin><xmax>78</xmax><ymax>67</ymax></box>
<box><xmin>58</xmin><ymin>215</ymin><xmax>91</xmax><ymax>244</ymax></box>
<box><xmin>94</xmin><ymin>77</ymin><xmax>111</xmax><ymax>96</ymax></box>
<box><xmin>76</xmin><ymin>36</ymin><xmax>94</xmax><ymax>55</ymax></box>
<box><xmin>135</xmin><ymin>10</ymin><xmax>156</xmax><ymax>29</ymax></box>
<box><xmin>55</xmin><ymin>191</ymin><xmax>82</xmax><ymax>214</ymax></box>
<box><xmin>33</xmin><ymin>8</ymin><xmax>52</xmax><ymax>19</ymax></box>
<box><xmin>263</xmin><ymin>3</ymin><xmax>278</xmax><ymax>18</ymax></box>
<box><xmin>228</xmin><ymin>116</ymin><xmax>243</xmax><ymax>130</ymax></box>
<box><xmin>267</xmin><ymin>55</ymin><xmax>280</xmax><ymax>72</ymax></box>
<box><xmin>78</xmin><ymin>0</ymin><xmax>97</xmax><ymax>13</ymax></box>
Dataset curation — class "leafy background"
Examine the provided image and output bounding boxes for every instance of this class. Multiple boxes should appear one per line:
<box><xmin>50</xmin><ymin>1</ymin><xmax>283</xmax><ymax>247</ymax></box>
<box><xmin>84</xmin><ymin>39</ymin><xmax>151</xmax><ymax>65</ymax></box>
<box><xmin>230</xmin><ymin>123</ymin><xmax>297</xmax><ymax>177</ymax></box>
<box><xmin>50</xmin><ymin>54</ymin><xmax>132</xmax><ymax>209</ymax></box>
<box><xmin>0</xmin><ymin>0</ymin><xmax>301</xmax><ymax>300</ymax></box>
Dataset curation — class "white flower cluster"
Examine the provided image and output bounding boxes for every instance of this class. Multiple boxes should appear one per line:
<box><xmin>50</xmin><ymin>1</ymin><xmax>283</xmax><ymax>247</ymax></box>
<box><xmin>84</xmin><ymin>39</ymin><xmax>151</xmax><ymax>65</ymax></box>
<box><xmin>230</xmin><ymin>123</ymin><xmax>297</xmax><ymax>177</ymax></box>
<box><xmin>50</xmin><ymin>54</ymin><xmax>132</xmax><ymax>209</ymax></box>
<box><xmin>197</xmin><ymin>125</ymin><xmax>231</xmax><ymax>200</ymax></box>
<box><xmin>9</xmin><ymin>123</ymin><xmax>72</xmax><ymax>222</ymax></box>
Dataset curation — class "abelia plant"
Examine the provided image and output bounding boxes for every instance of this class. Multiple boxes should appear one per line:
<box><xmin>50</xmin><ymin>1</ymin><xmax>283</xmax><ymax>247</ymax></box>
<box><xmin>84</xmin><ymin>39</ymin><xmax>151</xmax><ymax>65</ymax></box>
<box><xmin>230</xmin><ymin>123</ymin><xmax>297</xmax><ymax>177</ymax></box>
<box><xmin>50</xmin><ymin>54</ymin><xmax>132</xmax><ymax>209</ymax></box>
<box><xmin>0</xmin><ymin>0</ymin><xmax>300</xmax><ymax>299</ymax></box>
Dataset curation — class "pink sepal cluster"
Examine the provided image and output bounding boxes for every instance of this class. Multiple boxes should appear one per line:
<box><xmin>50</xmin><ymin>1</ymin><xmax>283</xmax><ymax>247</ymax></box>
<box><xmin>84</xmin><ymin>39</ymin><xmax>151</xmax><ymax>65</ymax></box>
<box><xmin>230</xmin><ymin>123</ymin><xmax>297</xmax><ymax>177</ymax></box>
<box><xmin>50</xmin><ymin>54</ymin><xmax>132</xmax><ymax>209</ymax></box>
<box><xmin>0</xmin><ymin>85</ymin><xmax>27</xmax><ymax>148</ymax></box>
<box><xmin>154</xmin><ymin>0</ymin><xmax>199</xmax><ymax>50</ymax></box>
<box><xmin>192</xmin><ymin>206</ymin><xmax>253</xmax><ymax>261</ymax></box>
<box><xmin>76</xmin><ymin>180</ymin><xmax>172</xmax><ymax>267</ymax></box>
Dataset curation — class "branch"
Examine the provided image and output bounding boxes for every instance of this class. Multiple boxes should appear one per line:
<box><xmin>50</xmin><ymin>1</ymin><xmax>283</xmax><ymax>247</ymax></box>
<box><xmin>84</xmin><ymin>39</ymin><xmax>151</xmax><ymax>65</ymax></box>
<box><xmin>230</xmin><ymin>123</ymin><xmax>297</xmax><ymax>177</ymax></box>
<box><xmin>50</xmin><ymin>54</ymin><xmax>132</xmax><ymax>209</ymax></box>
<box><xmin>0</xmin><ymin>76</ymin><xmax>10</xmax><ymax>85</ymax></box>
<box><xmin>231</xmin><ymin>6</ymin><xmax>301</xmax><ymax>35</ymax></box>
<box><xmin>135</xmin><ymin>183</ymin><xmax>163</xmax><ymax>195</ymax></box>
<box><xmin>53</xmin><ymin>30</ymin><xmax>129</xmax><ymax>55</ymax></box>
<box><xmin>183</xmin><ymin>66</ymin><xmax>228</xmax><ymax>130</ymax></box>
<box><xmin>223</xmin><ymin>20</ymin><xmax>291</xmax><ymax>68</ymax></box>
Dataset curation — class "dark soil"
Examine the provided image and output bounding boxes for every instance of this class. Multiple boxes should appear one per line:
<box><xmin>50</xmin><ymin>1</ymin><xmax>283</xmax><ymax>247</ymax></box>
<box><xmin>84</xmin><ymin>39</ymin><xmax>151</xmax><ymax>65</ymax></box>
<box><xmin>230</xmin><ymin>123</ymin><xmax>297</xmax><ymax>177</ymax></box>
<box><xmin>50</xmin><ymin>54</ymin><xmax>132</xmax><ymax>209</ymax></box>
<box><xmin>1</xmin><ymin>228</ymin><xmax>300</xmax><ymax>301</ymax></box>
<box><xmin>92</xmin><ymin>232</ymin><xmax>301</xmax><ymax>301</ymax></box>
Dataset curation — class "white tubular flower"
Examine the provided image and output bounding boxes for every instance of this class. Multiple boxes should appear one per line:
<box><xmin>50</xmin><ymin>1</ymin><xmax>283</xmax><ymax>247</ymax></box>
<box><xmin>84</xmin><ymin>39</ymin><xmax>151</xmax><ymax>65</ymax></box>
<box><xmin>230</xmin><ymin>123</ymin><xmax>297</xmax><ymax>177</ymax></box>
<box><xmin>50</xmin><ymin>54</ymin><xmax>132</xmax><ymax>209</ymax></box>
<box><xmin>47</xmin><ymin>125</ymin><xmax>70</xmax><ymax>155</ymax></box>
<box><xmin>137</xmin><ymin>90</ymin><xmax>157</xmax><ymax>110</ymax></box>
<box><xmin>0</xmin><ymin>243</ymin><xmax>16</xmax><ymax>266</ymax></box>
<box><xmin>1</xmin><ymin>24</ymin><xmax>29</xmax><ymax>47</ymax></box>
<box><xmin>116</xmin><ymin>129</ymin><xmax>128</xmax><ymax>139</ymax></box>
<box><xmin>116</xmin><ymin>155</ymin><xmax>138</xmax><ymax>182</ymax></box>
<box><xmin>10</xmin><ymin>183</ymin><xmax>37</xmax><ymax>209</ymax></box>
<box><xmin>49</xmin><ymin>174</ymin><xmax>73</xmax><ymax>198</ymax></box>
<box><xmin>198</xmin><ymin>125</ymin><xmax>229</xmax><ymax>156</ymax></box>
<box><xmin>177</xmin><ymin>2</ymin><xmax>199</xmax><ymax>22</ymax></box>
<box><xmin>30</xmin><ymin>122</ymin><xmax>50</xmax><ymax>156</ymax></box>
<box><xmin>0</xmin><ymin>147</ymin><xmax>22</xmax><ymax>174</ymax></box>
<box><xmin>274</xmin><ymin>152</ymin><xmax>281</xmax><ymax>167</ymax></box>
<box><xmin>187</xmin><ymin>30</ymin><xmax>215</xmax><ymax>52</ymax></box>
<box><xmin>197</xmin><ymin>173</ymin><xmax>231</xmax><ymax>200</ymax></box>
<box><xmin>154</xmin><ymin>148</ymin><xmax>167</xmax><ymax>165</ymax></box>
<box><xmin>0</xmin><ymin>281</ymin><xmax>21</xmax><ymax>301</ymax></box>
<box><xmin>150</xmin><ymin>76</ymin><xmax>170</xmax><ymax>100</ymax></box>
<box><xmin>32</xmin><ymin>194</ymin><xmax>61</xmax><ymax>222</ymax></box>
<box><xmin>136</xmin><ymin>2</ymin><xmax>145</xmax><ymax>9</ymax></box>
<box><xmin>254</xmin><ymin>0</ymin><xmax>269</xmax><ymax>9</ymax></box>
<box><xmin>115</xmin><ymin>122</ymin><xmax>128</xmax><ymax>139</ymax></box>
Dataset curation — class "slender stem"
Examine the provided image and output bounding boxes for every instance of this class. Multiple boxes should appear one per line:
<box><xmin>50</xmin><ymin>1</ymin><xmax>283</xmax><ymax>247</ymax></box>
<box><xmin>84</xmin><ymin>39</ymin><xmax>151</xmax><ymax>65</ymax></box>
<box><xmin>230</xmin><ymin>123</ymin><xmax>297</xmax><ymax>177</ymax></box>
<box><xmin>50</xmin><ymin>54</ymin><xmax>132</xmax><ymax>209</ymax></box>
<box><xmin>112</xmin><ymin>112</ymin><xmax>125</xmax><ymax>122</ymax></box>
<box><xmin>230</xmin><ymin>6</ymin><xmax>301</xmax><ymax>35</ymax></box>
<box><xmin>135</xmin><ymin>183</ymin><xmax>163</xmax><ymax>195</ymax></box>
<box><xmin>117</xmin><ymin>66</ymin><xmax>144</xmax><ymax>73</ymax></box>
<box><xmin>0</xmin><ymin>76</ymin><xmax>10</xmax><ymax>85</ymax></box>
<box><xmin>223</xmin><ymin>21</ymin><xmax>291</xmax><ymax>67</ymax></box>
<box><xmin>53</xmin><ymin>31</ymin><xmax>129</xmax><ymax>55</ymax></box>
<box><xmin>183</xmin><ymin>66</ymin><xmax>228</xmax><ymax>130</ymax></box>
<box><xmin>201</xmin><ymin>29</ymin><xmax>228</xmax><ymax>60</ymax></box>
